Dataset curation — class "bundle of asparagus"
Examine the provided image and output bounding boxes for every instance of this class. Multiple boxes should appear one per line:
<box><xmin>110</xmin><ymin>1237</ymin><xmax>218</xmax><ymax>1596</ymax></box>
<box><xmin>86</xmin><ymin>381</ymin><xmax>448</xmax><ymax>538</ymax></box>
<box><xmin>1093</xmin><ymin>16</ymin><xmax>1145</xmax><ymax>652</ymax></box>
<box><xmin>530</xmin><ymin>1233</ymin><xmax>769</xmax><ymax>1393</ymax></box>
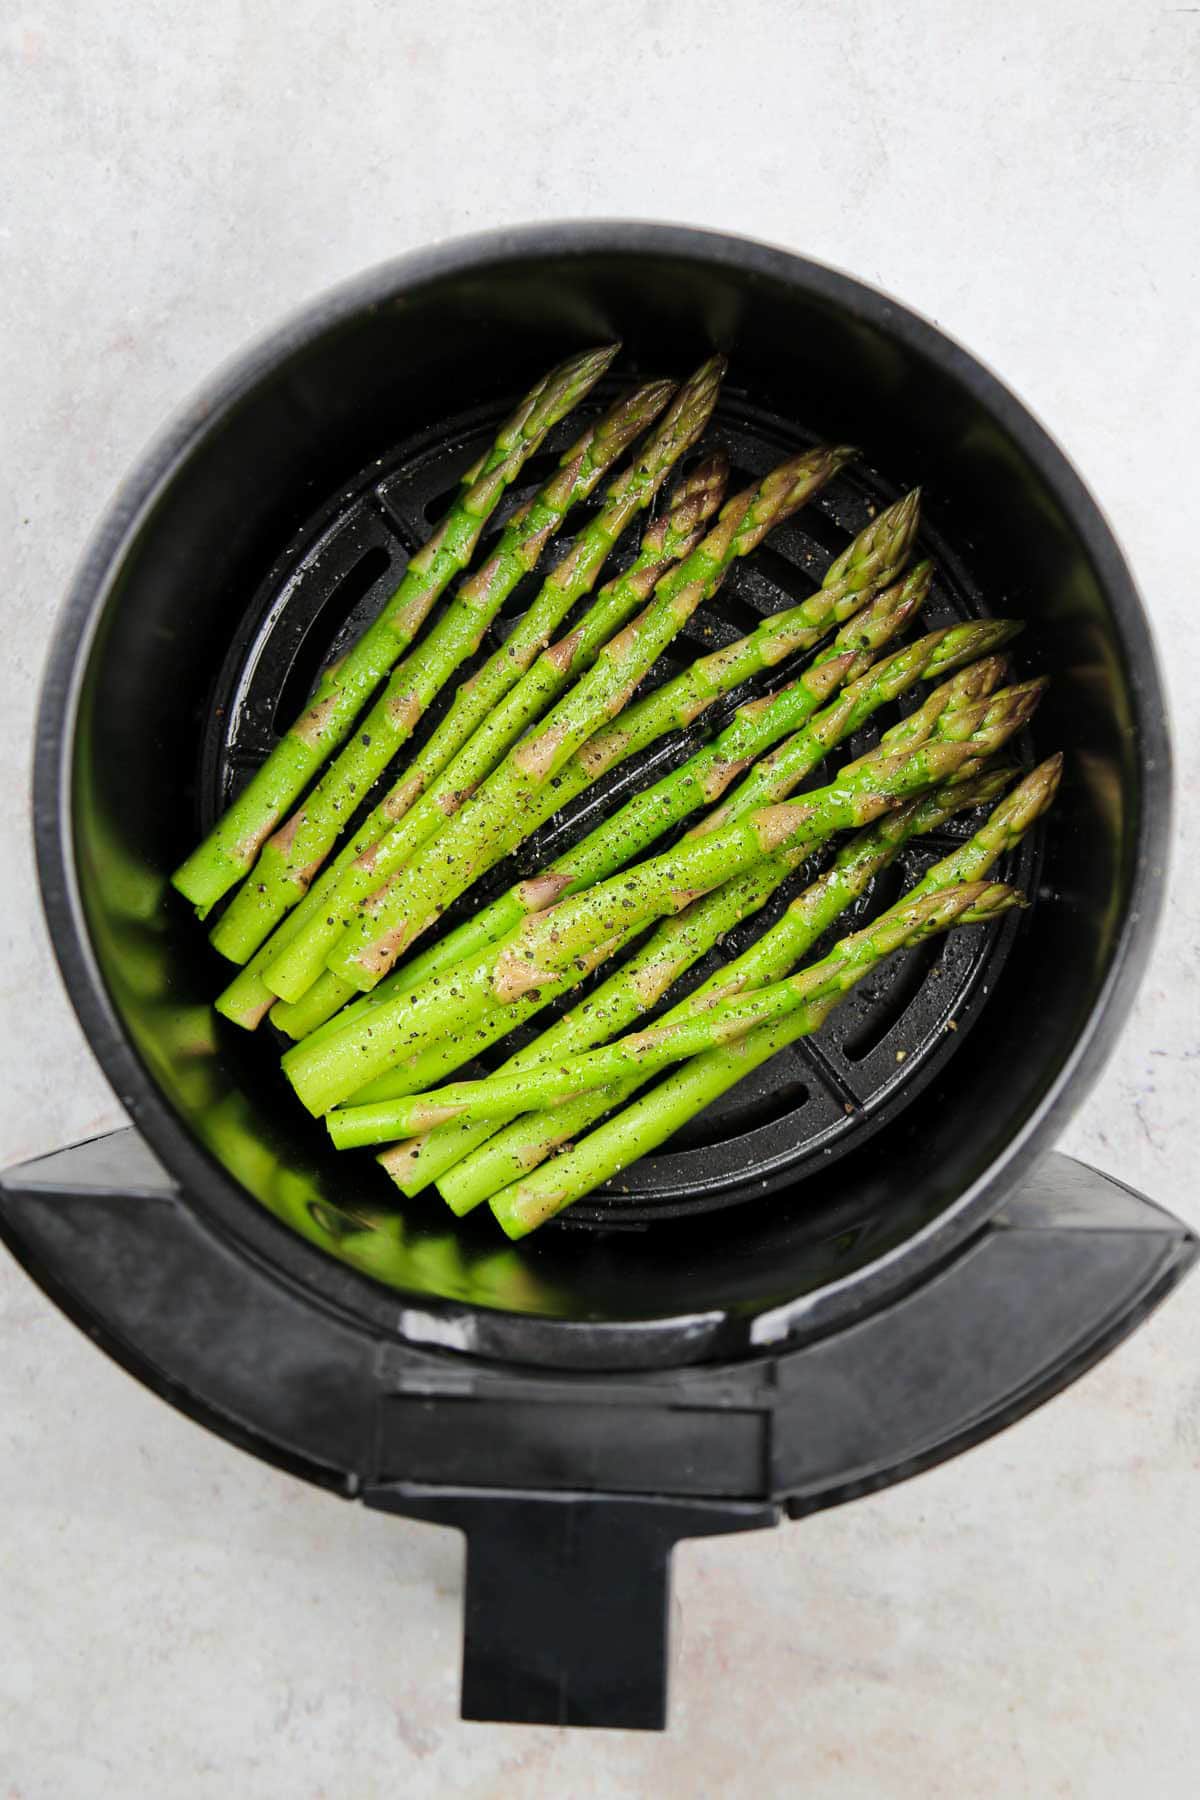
<box><xmin>174</xmin><ymin>345</ymin><xmax>619</xmax><ymax>914</ymax></box>
<box><xmin>334</xmin><ymin>617</ymin><xmax>1015</xmax><ymax>1125</ymax></box>
<box><xmin>324</xmin><ymin>439</ymin><xmax>858</xmax><ymax>987</ymax></box>
<box><xmin>334</xmin><ymin>882</ymin><xmax>1025</xmax><ymax>1143</ymax></box>
<box><xmin>267</xmin><ymin>489</ymin><xmax>925</xmax><ymax>1039</ymax></box>
<box><xmin>174</xmin><ymin>346</ymin><xmax>1058</xmax><ymax>1239</ymax></box>
<box><xmin>386</xmin><ymin>758</ymin><xmax>1060</xmax><ymax>1217</ymax></box>
<box><xmin>281</xmin><ymin>670</ymin><xmax>1041</xmax><ymax>1116</ymax></box>
<box><xmin>212</xmin><ymin>357</ymin><xmax>728</xmax><ymax>977</ymax></box>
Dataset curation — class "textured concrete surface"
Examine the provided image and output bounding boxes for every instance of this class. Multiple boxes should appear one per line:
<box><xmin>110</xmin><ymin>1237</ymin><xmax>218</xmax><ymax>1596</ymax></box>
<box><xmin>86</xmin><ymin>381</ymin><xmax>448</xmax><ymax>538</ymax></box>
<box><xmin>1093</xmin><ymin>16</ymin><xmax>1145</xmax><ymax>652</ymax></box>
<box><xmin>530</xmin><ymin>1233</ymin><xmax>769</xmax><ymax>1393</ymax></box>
<box><xmin>1</xmin><ymin>1</ymin><xmax>1198</xmax><ymax>1794</ymax></box>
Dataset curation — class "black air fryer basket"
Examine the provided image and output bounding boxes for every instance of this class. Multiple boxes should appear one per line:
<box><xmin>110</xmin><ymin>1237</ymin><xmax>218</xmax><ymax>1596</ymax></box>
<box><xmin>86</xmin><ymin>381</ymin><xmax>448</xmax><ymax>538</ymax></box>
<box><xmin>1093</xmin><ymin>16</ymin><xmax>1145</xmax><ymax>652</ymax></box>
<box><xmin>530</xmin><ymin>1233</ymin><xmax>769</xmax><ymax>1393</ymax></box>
<box><xmin>4</xmin><ymin>225</ymin><xmax>1190</xmax><ymax>1731</ymax></box>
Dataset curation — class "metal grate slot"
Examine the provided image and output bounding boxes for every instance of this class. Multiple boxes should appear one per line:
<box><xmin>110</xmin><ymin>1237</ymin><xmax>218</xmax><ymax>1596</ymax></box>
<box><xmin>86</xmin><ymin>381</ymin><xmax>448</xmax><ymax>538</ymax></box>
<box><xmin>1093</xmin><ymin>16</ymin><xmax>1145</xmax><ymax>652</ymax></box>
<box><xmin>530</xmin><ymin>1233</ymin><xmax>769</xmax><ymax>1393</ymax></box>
<box><xmin>735</xmin><ymin>547</ymin><xmax>822</xmax><ymax>616</ymax></box>
<box><xmin>840</xmin><ymin>938</ymin><xmax>944</xmax><ymax>1064</ymax></box>
<box><xmin>271</xmin><ymin>546</ymin><xmax>394</xmax><ymax>732</ymax></box>
<box><xmin>647</xmin><ymin>1064</ymin><xmax>812</xmax><ymax>1154</ymax></box>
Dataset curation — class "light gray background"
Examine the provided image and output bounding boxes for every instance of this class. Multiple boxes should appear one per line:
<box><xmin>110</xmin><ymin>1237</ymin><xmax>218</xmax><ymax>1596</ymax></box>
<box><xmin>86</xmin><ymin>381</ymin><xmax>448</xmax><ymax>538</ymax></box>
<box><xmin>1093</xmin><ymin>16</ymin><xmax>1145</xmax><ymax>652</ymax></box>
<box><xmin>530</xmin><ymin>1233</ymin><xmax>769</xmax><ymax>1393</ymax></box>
<box><xmin>2</xmin><ymin>2</ymin><xmax>1198</xmax><ymax>1794</ymax></box>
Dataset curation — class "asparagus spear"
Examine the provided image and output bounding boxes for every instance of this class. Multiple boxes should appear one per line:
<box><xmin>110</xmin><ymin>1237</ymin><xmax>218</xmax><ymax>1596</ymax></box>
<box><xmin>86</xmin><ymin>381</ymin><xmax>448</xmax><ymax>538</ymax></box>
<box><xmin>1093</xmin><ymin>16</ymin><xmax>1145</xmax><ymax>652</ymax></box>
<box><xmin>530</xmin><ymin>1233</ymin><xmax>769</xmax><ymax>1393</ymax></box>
<box><xmin>294</xmin><ymin>656</ymin><xmax>1012</xmax><ymax>1107</ymax></box>
<box><xmin>330</xmin><ymin>874</ymin><xmax>1026</xmax><ymax>1143</ymax></box>
<box><xmin>281</xmin><ymin>673</ymin><xmax>1041</xmax><ymax>1117</ymax></box>
<box><xmin>490</xmin><ymin>882</ymin><xmax>1026</xmax><ymax>1235</ymax></box>
<box><xmin>344</xmin><ymin>645</ymin><xmax>1008</xmax><ymax>1116</ymax></box>
<box><xmin>207</xmin><ymin>380</ymin><xmax>675</xmax><ymax>963</ymax></box>
<box><xmin>267</xmin><ymin>549</ymin><xmax>923</xmax><ymax>1036</ymax></box>
<box><xmin>429</xmin><ymin>764</ymin><xmax>1025</xmax><ymax>1212</ymax></box>
<box><xmin>172</xmin><ymin>344</ymin><xmax>618</xmax><ymax>913</ymax></box>
<box><xmin>333</xmin><ymin>767</ymin><xmax>1016</xmax><ymax>1155</ymax></box>
<box><xmin>260</xmin><ymin>456</ymin><xmax>731</xmax><ymax>1007</ymax></box>
<box><xmin>510</xmin><ymin>596</ymin><xmax>1018</xmax><ymax>920</ymax></box>
<box><xmin>212</xmin><ymin>359</ymin><xmax>726</xmax><ymax>1029</ymax></box>
<box><xmin>399</xmin><ymin>749</ymin><xmax>1019</xmax><ymax>1203</ymax></box>
<box><xmin>487</xmin><ymin>676</ymin><xmax>1045</xmax><ymax>1002</ymax></box>
<box><xmin>484</xmin><ymin>758</ymin><xmax>1062</xmax><ymax>1236</ymax></box>
<box><xmin>294</xmin><ymin>490</ymin><xmax>924</xmax><ymax>1024</ymax></box>
<box><xmin>355</xmin><ymin>618</ymin><xmax>1015</xmax><ymax>1141</ymax></box>
<box><xmin>324</xmin><ymin>443</ymin><xmax>859</xmax><ymax>990</ymax></box>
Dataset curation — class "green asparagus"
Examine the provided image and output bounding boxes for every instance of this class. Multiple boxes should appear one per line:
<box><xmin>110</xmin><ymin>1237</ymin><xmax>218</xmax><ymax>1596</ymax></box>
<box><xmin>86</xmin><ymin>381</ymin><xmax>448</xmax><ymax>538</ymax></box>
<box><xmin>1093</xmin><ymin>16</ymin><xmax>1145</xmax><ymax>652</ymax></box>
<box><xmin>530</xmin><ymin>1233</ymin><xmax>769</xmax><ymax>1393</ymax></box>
<box><xmin>212</xmin><ymin>357</ymin><xmax>726</xmax><ymax>1029</ymax></box>
<box><xmin>330</xmin><ymin>875</ymin><xmax>1026</xmax><ymax>1143</ymax></box>
<box><xmin>490</xmin><ymin>881</ymin><xmax>1028</xmax><ymax>1235</ymax></box>
<box><xmin>207</xmin><ymin>379</ymin><xmax>673</xmax><ymax>963</ymax></box>
<box><xmin>294</xmin><ymin>654</ymin><xmax>1012</xmax><ymax>1109</ymax></box>
<box><xmin>260</xmin><ymin>455</ymin><xmax>731</xmax><ymax>1009</ymax></box>
<box><xmin>430</xmin><ymin>763</ymin><xmax>1025</xmax><ymax>1212</ymax></box>
<box><xmin>325</xmin><ymin>444</ymin><xmax>859</xmax><ymax>990</ymax></box>
<box><xmin>268</xmin><ymin>552</ymin><xmax>922</xmax><ymax>1037</ymax></box>
<box><xmin>281</xmin><ymin>673</ymin><xmax>1042</xmax><ymax>1116</ymax></box>
<box><xmin>355</xmin><ymin>616</ymin><xmax>1016</xmax><ymax>1137</ymax></box>
<box><xmin>486</xmin><ymin>676</ymin><xmax>1045</xmax><ymax>1002</ymax></box>
<box><xmin>172</xmin><ymin>344</ymin><xmax>617</xmax><ymax>913</ymax></box>
<box><xmin>271</xmin><ymin>490</ymin><xmax>924</xmax><ymax>1036</ymax></box>
<box><xmin>483</xmin><ymin>758</ymin><xmax>1062</xmax><ymax>1235</ymax></box>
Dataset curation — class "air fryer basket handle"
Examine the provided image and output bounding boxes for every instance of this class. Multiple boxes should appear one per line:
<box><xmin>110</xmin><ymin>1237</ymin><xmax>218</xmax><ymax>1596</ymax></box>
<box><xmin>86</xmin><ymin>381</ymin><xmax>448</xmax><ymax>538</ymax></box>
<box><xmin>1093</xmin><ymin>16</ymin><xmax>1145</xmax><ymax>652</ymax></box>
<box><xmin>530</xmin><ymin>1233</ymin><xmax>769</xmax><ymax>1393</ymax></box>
<box><xmin>365</xmin><ymin>1488</ymin><xmax>777</xmax><ymax>1730</ymax></box>
<box><xmin>2</xmin><ymin>1134</ymin><xmax>1195</xmax><ymax>1731</ymax></box>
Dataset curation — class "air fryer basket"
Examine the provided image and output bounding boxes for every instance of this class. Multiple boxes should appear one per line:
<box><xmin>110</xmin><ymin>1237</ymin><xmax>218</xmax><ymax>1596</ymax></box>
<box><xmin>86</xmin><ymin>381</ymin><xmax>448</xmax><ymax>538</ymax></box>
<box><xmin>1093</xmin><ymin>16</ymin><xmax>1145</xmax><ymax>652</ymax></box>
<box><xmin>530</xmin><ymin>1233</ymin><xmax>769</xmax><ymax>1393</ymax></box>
<box><xmin>34</xmin><ymin>225</ymin><xmax>1168</xmax><ymax>1339</ymax></box>
<box><xmin>10</xmin><ymin>225</ymin><xmax>1189</xmax><ymax>1731</ymax></box>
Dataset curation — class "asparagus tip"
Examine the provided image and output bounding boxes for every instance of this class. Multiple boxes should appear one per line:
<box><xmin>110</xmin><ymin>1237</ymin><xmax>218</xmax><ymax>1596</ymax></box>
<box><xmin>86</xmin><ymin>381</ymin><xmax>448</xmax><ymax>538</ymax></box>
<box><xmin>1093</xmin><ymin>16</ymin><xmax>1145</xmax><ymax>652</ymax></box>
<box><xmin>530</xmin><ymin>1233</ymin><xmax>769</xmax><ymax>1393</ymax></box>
<box><xmin>952</xmin><ymin>654</ymin><xmax>1010</xmax><ymax>704</ymax></box>
<box><xmin>896</xmin><ymin>557</ymin><xmax>934</xmax><ymax>604</ymax></box>
<box><xmin>1003</xmin><ymin>675</ymin><xmax>1051</xmax><ymax>726</ymax></box>
<box><xmin>994</xmin><ymin>752</ymin><xmax>1064</xmax><ymax>831</ymax></box>
<box><xmin>668</xmin><ymin>352</ymin><xmax>728</xmax><ymax>415</ymax></box>
<box><xmin>560</xmin><ymin>342</ymin><xmax>622</xmax><ymax>381</ymax></box>
<box><xmin>635</xmin><ymin>376</ymin><xmax>678</xmax><ymax>407</ymax></box>
<box><xmin>891</xmin><ymin>486</ymin><xmax>922</xmax><ymax>523</ymax></box>
<box><xmin>965</xmin><ymin>879</ymin><xmax>1029</xmax><ymax>919</ymax></box>
<box><xmin>941</xmin><ymin>762</ymin><xmax>1021</xmax><ymax>810</ymax></box>
<box><xmin>904</xmin><ymin>878</ymin><xmax>1026</xmax><ymax>940</ymax></box>
<box><xmin>864</xmin><ymin>558</ymin><xmax>934</xmax><ymax>627</ymax></box>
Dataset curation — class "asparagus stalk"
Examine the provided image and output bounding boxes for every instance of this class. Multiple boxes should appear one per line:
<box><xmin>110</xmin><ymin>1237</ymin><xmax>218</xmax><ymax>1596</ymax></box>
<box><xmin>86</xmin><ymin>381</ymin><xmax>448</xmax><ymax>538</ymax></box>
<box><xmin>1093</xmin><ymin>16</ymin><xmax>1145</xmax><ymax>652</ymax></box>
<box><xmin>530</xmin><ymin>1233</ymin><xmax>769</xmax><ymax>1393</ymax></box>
<box><xmin>325</xmin><ymin>443</ymin><xmax>859</xmax><ymax>990</ymax></box>
<box><xmin>330</xmin><ymin>876</ymin><xmax>1026</xmax><ymax>1144</ymax></box>
<box><xmin>356</xmin><ymin>618</ymin><xmax>1015</xmax><ymax>1135</ymax></box>
<box><xmin>509</xmin><ymin>598</ymin><xmax>1020</xmax><ymax>921</ymax></box>
<box><xmin>172</xmin><ymin>344</ymin><xmax>618</xmax><ymax>913</ymax></box>
<box><xmin>268</xmin><ymin>550</ymin><xmax>924</xmax><ymax>1037</ymax></box>
<box><xmin>260</xmin><ymin>455</ymin><xmax>731</xmax><ymax>1008</ymax></box>
<box><xmin>486</xmin><ymin>675</ymin><xmax>1045</xmax><ymax>1003</ymax></box>
<box><xmin>213</xmin><ymin>359</ymin><xmax>726</xmax><ymax>1030</ymax></box>
<box><xmin>491</xmin><ymin>883</ymin><xmax>1027</xmax><ymax>1235</ymax></box>
<box><xmin>298</xmin><ymin>490</ymin><xmax>924</xmax><ymax>1023</ymax></box>
<box><xmin>272</xmin><ymin>491</ymin><xmax>923</xmax><ymax>1036</ymax></box>
<box><xmin>345</xmin><ymin>648</ymin><xmax>1007</xmax><ymax>1116</ymax></box>
<box><xmin>484</xmin><ymin>758</ymin><xmax>1062</xmax><ymax>1236</ymax></box>
<box><xmin>295</xmin><ymin>655</ymin><xmax>1013</xmax><ymax>1111</ymax></box>
<box><xmin>337</xmin><ymin>767</ymin><xmax>1016</xmax><ymax>1157</ymax></box>
<box><xmin>399</xmin><ymin>751</ymin><xmax>1018</xmax><ymax>1202</ymax></box>
<box><xmin>208</xmin><ymin>380</ymin><xmax>675</xmax><ymax>963</ymax></box>
<box><xmin>281</xmin><ymin>673</ymin><xmax>1041</xmax><ymax>1116</ymax></box>
<box><xmin>502</xmin><ymin>568</ymin><xmax>931</xmax><ymax>907</ymax></box>
<box><xmin>429</xmin><ymin>764</ymin><xmax>1025</xmax><ymax>1212</ymax></box>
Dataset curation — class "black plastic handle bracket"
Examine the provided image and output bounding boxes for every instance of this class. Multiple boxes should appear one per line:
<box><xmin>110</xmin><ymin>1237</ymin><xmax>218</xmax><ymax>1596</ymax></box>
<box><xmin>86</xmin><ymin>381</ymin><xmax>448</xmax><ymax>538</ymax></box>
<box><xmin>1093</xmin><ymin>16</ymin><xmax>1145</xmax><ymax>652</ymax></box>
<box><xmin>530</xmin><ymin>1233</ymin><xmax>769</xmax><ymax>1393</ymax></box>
<box><xmin>367</xmin><ymin>1486</ymin><xmax>776</xmax><ymax>1728</ymax></box>
<box><xmin>1</xmin><ymin>1131</ymin><xmax>1195</xmax><ymax>1730</ymax></box>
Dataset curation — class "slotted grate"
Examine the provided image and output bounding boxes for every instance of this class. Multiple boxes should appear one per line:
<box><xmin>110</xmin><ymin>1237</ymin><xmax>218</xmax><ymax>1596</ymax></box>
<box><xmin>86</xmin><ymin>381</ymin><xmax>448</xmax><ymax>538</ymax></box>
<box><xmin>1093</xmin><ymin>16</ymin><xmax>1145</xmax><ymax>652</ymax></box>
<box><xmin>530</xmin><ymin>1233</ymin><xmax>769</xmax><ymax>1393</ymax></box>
<box><xmin>198</xmin><ymin>377</ymin><xmax>1040</xmax><ymax>1228</ymax></box>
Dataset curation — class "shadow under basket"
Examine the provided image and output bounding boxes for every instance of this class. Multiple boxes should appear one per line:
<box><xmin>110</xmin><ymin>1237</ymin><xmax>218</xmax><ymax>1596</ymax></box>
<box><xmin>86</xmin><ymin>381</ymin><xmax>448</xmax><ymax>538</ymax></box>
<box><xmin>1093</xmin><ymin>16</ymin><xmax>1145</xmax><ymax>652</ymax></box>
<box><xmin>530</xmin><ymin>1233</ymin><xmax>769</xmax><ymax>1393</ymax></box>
<box><xmin>5</xmin><ymin>225</ymin><xmax>1189</xmax><ymax>1730</ymax></box>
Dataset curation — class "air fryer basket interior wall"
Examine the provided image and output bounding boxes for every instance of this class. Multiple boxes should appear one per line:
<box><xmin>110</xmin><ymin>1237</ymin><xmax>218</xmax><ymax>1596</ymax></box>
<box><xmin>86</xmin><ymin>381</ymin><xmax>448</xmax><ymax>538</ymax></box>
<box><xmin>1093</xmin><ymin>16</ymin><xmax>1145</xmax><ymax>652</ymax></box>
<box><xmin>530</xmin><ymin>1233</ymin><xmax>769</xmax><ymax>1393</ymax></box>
<box><xmin>39</xmin><ymin>224</ymin><xmax>1170</xmax><ymax>1346</ymax></box>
